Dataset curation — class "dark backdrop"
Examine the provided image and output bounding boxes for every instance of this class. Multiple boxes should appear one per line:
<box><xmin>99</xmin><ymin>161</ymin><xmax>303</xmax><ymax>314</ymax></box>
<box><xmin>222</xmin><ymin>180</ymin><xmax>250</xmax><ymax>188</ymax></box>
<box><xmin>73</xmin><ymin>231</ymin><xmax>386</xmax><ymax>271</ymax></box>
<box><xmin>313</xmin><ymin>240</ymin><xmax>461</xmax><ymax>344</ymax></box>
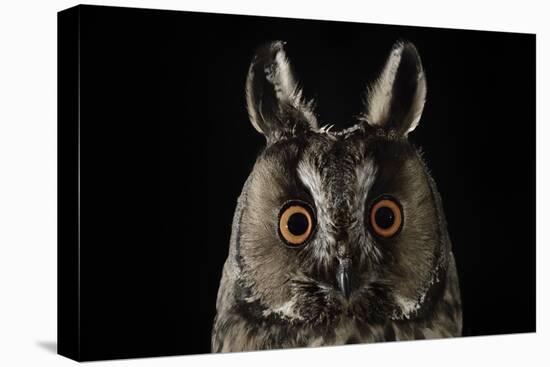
<box><xmin>69</xmin><ymin>4</ymin><xmax>535</xmax><ymax>361</ymax></box>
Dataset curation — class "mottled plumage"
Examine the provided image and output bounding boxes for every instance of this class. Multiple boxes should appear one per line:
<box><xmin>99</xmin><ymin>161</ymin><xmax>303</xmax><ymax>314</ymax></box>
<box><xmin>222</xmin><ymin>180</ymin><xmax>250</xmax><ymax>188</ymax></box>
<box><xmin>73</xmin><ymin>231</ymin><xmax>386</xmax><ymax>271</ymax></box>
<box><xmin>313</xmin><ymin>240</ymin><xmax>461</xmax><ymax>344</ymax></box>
<box><xmin>212</xmin><ymin>40</ymin><xmax>462</xmax><ymax>353</ymax></box>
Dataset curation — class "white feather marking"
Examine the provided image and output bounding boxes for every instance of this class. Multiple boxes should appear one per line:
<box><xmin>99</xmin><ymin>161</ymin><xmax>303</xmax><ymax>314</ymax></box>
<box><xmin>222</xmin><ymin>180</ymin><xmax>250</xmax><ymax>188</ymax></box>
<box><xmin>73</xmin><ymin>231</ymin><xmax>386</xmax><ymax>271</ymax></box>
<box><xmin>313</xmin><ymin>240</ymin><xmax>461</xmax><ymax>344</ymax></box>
<box><xmin>271</xmin><ymin>50</ymin><xmax>296</xmax><ymax>101</ymax></box>
<box><xmin>246</xmin><ymin>44</ymin><xmax>301</xmax><ymax>136</ymax></box>
<box><xmin>355</xmin><ymin>160</ymin><xmax>382</xmax><ymax>262</ymax></box>
<box><xmin>363</xmin><ymin>42</ymin><xmax>426</xmax><ymax>135</ymax></box>
<box><xmin>394</xmin><ymin>294</ymin><xmax>423</xmax><ymax>320</ymax></box>
<box><xmin>404</xmin><ymin>70</ymin><xmax>427</xmax><ymax>134</ymax></box>
<box><xmin>297</xmin><ymin>161</ymin><xmax>334</xmax><ymax>266</ymax></box>
<box><xmin>392</xmin><ymin>262</ymin><xmax>443</xmax><ymax>320</ymax></box>
<box><xmin>262</xmin><ymin>297</ymin><xmax>303</xmax><ymax>321</ymax></box>
<box><xmin>366</xmin><ymin>44</ymin><xmax>404</xmax><ymax>127</ymax></box>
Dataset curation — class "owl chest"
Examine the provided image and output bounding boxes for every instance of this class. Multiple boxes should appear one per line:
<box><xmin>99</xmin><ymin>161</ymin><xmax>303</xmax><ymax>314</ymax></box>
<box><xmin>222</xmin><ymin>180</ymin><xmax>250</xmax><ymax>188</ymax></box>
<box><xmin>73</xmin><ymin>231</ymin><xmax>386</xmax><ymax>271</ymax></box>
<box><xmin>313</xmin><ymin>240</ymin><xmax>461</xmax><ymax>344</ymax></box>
<box><xmin>217</xmin><ymin>313</ymin><xmax>391</xmax><ymax>352</ymax></box>
<box><xmin>216</xmin><ymin>307</ymin><xmax>458</xmax><ymax>353</ymax></box>
<box><xmin>305</xmin><ymin>318</ymin><xmax>382</xmax><ymax>347</ymax></box>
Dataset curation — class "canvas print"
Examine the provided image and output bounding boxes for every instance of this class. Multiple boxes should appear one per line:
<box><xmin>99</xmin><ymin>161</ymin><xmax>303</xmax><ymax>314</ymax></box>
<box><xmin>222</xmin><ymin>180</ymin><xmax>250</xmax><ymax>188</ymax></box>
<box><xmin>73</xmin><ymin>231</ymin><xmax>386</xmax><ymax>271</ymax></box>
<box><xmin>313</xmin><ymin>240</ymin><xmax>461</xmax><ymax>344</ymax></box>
<box><xmin>58</xmin><ymin>5</ymin><xmax>535</xmax><ymax>361</ymax></box>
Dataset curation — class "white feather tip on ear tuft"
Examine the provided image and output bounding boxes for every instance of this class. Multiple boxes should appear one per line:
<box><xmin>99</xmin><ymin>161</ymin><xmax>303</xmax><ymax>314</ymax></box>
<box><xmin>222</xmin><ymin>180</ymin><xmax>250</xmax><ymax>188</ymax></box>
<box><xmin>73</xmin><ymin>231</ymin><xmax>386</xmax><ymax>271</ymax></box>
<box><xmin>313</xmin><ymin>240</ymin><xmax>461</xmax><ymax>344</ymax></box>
<box><xmin>245</xmin><ymin>41</ymin><xmax>318</xmax><ymax>140</ymax></box>
<box><xmin>363</xmin><ymin>41</ymin><xmax>427</xmax><ymax>136</ymax></box>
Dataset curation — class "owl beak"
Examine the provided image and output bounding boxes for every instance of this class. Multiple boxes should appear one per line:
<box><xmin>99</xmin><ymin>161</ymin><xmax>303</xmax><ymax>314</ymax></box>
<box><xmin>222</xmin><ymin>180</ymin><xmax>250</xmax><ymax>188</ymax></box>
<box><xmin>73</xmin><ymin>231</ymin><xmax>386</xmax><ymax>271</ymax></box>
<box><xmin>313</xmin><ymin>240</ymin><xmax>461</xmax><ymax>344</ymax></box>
<box><xmin>336</xmin><ymin>258</ymin><xmax>352</xmax><ymax>299</ymax></box>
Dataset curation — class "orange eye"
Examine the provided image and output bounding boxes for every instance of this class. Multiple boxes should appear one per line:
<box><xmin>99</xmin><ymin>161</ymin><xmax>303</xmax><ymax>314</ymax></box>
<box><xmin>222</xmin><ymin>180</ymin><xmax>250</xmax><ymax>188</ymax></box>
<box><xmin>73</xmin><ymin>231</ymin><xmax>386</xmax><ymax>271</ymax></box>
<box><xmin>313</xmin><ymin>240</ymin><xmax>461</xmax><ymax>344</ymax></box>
<box><xmin>278</xmin><ymin>202</ymin><xmax>315</xmax><ymax>247</ymax></box>
<box><xmin>369</xmin><ymin>196</ymin><xmax>403</xmax><ymax>238</ymax></box>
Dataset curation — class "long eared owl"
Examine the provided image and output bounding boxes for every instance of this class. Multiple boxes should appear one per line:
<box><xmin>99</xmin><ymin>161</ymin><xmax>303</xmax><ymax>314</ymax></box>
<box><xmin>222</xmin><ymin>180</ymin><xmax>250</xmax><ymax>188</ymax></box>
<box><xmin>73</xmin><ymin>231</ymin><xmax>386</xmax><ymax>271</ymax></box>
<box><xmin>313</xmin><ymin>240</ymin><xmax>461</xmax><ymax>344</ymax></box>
<box><xmin>212</xmin><ymin>40</ymin><xmax>462</xmax><ymax>352</ymax></box>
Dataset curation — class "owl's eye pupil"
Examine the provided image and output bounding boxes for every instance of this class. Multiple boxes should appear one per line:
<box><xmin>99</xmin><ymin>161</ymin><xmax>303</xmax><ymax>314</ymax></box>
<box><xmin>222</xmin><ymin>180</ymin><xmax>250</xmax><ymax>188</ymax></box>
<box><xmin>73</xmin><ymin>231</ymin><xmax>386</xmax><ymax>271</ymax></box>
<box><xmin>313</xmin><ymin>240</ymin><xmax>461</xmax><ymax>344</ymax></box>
<box><xmin>375</xmin><ymin>206</ymin><xmax>395</xmax><ymax>229</ymax></box>
<box><xmin>287</xmin><ymin>212</ymin><xmax>309</xmax><ymax>236</ymax></box>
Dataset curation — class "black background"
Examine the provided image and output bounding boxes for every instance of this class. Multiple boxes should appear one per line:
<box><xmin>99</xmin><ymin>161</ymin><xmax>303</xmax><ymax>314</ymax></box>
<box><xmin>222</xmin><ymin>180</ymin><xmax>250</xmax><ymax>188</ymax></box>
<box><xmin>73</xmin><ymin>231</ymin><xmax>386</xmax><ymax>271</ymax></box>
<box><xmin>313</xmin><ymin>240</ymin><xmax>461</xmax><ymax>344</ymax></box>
<box><xmin>70</xmin><ymin>4</ymin><xmax>535</xmax><ymax>361</ymax></box>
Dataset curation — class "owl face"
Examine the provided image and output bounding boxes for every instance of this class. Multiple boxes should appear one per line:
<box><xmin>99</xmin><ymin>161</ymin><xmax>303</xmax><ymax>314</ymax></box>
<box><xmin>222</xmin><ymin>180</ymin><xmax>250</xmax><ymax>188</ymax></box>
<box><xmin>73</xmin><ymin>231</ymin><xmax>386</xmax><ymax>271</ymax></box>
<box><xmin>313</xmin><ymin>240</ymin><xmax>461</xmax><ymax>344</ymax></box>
<box><xmin>230</xmin><ymin>41</ymin><xmax>451</xmax><ymax>327</ymax></box>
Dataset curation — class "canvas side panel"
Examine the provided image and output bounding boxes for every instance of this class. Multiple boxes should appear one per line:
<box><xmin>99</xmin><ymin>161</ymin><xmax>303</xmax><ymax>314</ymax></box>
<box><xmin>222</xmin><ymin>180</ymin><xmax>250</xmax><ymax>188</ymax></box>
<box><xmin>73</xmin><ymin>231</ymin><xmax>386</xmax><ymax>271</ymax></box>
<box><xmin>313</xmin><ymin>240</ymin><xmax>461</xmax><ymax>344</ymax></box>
<box><xmin>57</xmin><ymin>5</ymin><xmax>81</xmax><ymax>362</ymax></box>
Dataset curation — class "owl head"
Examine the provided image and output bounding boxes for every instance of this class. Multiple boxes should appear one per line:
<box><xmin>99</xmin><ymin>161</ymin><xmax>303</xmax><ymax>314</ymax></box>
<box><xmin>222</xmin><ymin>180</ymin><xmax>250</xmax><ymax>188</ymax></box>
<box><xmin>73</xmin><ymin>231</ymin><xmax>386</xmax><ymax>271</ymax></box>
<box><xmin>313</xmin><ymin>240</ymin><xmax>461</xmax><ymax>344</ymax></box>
<box><xmin>229</xmin><ymin>41</ymin><xmax>452</xmax><ymax>326</ymax></box>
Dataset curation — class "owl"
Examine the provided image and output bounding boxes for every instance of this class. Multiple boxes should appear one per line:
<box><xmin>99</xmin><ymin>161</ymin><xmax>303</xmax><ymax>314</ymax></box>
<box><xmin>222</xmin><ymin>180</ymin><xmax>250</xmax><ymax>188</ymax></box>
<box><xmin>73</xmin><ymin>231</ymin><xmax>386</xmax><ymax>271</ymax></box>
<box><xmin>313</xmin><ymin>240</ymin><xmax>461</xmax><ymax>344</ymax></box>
<box><xmin>212</xmin><ymin>40</ymin><xmax>462</xmax><ymax>352</ymax></box>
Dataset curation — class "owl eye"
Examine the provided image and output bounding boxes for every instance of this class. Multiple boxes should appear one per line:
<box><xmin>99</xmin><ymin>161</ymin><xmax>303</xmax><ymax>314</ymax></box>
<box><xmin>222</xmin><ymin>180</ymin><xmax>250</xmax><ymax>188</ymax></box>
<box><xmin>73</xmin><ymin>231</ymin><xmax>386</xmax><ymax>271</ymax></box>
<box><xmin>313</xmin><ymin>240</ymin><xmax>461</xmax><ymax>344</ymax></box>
<box><xmin>369</xmin><ymin>196</ymin><xmax>403</xmax><ymax>238</ymax></box>
<box><xmin>278</xmin><ymin>201</ymin><xmax>315</xmax><ymax>247</ymax></box>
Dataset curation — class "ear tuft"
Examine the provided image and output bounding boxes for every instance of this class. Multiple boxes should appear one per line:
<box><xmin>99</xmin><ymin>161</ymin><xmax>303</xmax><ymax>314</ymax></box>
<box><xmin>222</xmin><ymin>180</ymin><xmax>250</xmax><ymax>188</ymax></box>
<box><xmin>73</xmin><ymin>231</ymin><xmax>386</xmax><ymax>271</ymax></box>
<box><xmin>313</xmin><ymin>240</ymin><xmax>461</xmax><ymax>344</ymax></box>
<box><xmin>246</xmin><ymin>41</ymin><xmax>317</xmax><ymax>142</ymax></box>
<box><xmin>362</xmin><ymin>41</ymin><xmax>427</xmax><ymax>136</ymax></box>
